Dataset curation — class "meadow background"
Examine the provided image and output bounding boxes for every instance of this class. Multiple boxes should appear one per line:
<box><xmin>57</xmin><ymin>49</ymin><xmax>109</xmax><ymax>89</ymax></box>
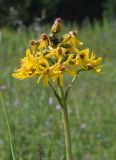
<box><xmin>0</xmin><ymin>0</ymin><xmax>116</xmax><ymax>160</ymax></box>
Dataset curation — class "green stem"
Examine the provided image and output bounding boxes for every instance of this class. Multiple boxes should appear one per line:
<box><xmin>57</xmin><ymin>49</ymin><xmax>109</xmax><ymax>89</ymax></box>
<box><xmin>57</xmin><ymin>82</ymin><xmax>73</xmax><ymax>160</ymax></box>
<box><xmin>65</xmin><ymin>69</ymin><xmax>83</xmax><ymax>100</ymax></box>
<box><xmin>62</xmin><ymin>103</ymin><xmax>73</xmax><ymax>160</ymax></box>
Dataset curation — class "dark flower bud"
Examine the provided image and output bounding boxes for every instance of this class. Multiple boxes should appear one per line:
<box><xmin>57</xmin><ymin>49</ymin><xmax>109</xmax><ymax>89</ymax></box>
<box><xmin>57</xmin><ymin>48</ymin><xmax>62</xmax><ymax>55</ymax></box>
<box><xmin>69</xmin><ymin>30</ymin><xmax>77</xmax><ymax>36</ymax></box>
<box><xmin>65</xmin><ymin>51</ymin><xmax>70</xmax><ymax>54</ymax></box>
<box><xmin>41</xmin><ymin>33</ymin><xmax>48</xmax><ymax>40</ymax></box>
<box><xmin>30</xmin><ymin>40</ymin><xmax>36</xmax><ymax>45</ymax></box>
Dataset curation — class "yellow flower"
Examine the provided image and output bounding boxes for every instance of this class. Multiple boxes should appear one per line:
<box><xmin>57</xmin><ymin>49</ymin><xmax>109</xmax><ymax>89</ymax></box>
<box><xmin>62</xmin><ymin>54</ymin><xmax>78</xmax><ymax>77</ymax></box>
<box><xmin>39</xmin><ymin>33</ymin><xmax>51</xmax><ymax>52</ymax></box>
<box><xmin>12</xmin><ymin>49</ymin><xmax>38</xmax><ymax>79</ymax></box>
<box><xmin>12</xmin><ymin>18</ymin><xmax>103</xmax><ymax>87</ymax></box>
<box><xmin>78</xmin><ymin>48</ymin><xmax>103</xmax><ymax>72</ymax></box>
<box><xmin>51</xmin><ymin>54</ymin><xmax>77</xmax><ymax>86</ymax></box>
<box><xmin>45</xmin><ymin>47</ymin><xmax>66</xmax><ymax>62</ymax></box>
<box><xmin>37</xmin><ymin>58</ymin><xmax>62</xmax><ymax>86</ymax></box>
<box><xmin>62</xmin><ymin>31</ymin><xmax>83</xmax><ymax>47</ymax></box>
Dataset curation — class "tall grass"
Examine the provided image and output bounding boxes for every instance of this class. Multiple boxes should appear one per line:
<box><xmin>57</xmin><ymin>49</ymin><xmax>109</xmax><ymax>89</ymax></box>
<box><xmin>0</xmin><ymin>92</ymin><xmax>16</xmax><ymax>160</ymax></box>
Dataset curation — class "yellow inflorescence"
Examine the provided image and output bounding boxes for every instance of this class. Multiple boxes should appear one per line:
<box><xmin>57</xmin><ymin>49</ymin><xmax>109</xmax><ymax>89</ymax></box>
<box><xmin>12</xmin><ymin>18</ymin><xmax>103</xmax><ymax>86</ymax></box>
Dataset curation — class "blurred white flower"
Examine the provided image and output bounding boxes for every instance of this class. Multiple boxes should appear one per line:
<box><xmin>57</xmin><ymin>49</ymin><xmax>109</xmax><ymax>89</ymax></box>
<box><xmin>56</xmin><ymin>104</ymin><xmax>61</xmax><ymax>111</ymax></box>
<box><xmin>0</xmin><ymin>85</ymin><xmax>6</xmax><ymax>91</ymax></box>
<box><xmin>48</xmin><ymin>97</ymin><xmax>53</xmax><ymax>105</ymax></box>
<box><xmin>80</xmin><ymin>123</ymin><xmax>87</xmax><ymax>129</ymax></box>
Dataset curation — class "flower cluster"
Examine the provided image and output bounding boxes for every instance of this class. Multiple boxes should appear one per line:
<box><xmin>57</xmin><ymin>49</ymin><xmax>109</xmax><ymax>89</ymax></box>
<box><xmin>12</xmin><ymin>18</ymin><xmax>103</xmax><ymax>86</ymax></box>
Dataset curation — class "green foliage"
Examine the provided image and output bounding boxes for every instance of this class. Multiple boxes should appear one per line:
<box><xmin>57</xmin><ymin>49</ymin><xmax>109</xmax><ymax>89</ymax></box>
<box><xmin>0</xmin><ymin>19</ymin><xmax>116</xmax><ymax>159</ymax></box>
<box><xmin>0</xmin><ymin>0</ymin><xmax>61</xmax><ymax>27</ymax></box>
<box><xmin>104</xmin><ymin>0</ymin><xmax>116</xmax><ymax>18</ymax></box>
<box><xmin>0</xmin><ymin>0</ymin><xmax>109</xmax><ymax>27</ymax></box>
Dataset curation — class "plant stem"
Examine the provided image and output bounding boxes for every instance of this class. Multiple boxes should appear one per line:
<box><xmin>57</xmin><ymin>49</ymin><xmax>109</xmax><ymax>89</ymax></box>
<box><xmin>62</xmin><ymin>103</ymin><xmax>73</xmax><ymax>160</ymax></box>
<box><xmin>57</xmin><ymin>82</ymin><xmax>73</xmax><ymax>160</ymax></box>
<box><xmin>50</xmin><ymin>81</ymin><xmax>73</xmax><ymax>160</ymax></box>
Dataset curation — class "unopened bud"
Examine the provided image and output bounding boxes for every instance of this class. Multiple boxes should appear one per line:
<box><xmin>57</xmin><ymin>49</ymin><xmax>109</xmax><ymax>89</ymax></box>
<box><xmin>41</xmin><ymin>33</ymin><xmax>48</xmax><ymax>40</ymax></box>
<box><xmin>51</xmin><ymin>18</ymin><xmax>63</xmax><ymax>34</ymax></box>
<box><xmin>69</xmin><ymin>30</ymin><xmax>77</xmax><ymax>36</ymax></box>
<box><xmin>30</xmin><ymin>40</ymin><xmax>36</xmax><ymax>46</ymax></box>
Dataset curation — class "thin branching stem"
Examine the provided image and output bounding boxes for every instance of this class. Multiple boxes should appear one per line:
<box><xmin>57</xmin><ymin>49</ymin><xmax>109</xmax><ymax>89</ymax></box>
<box><xmin>48</xmin><ymin>81</ymin><xmax>62</xmax><ymax>106</ymax></box>
<box><xmin>65</xmin><ymin>69</ymin><xmax>83</xmax><ymax>99</ymax></box>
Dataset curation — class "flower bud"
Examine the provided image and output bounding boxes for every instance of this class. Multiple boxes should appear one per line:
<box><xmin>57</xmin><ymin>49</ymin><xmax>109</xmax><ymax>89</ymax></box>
<box><xmin>51</xmin><ymin>18</ymin><xmax>63</xmax><ymax>34</ymax></box>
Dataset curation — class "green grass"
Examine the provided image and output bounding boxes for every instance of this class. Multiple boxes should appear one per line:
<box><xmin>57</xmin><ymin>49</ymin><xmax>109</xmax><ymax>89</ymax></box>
<box><xmin>0</xmin><ymin>19</ymin><xmax>116</xmax><ymax>160</ymax></box>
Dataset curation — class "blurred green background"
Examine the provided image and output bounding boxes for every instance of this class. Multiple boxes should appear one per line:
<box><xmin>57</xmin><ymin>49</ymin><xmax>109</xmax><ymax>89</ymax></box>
<box><xmin>0</xmin><ymin>0</ymin><xmax>116</xmax><ymax>159</ymax></box>
<box><xmin>0</xmin><ymin>0</ymin><xmax>116</xmax><ymax>27</ymax></box>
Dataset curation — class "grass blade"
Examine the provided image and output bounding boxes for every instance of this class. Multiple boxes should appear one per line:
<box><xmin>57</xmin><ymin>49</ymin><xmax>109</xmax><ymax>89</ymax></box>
<box><xmin>0</xmin><ymin>92</ymin><xmax>16</xmax><ymax>160</ymax></box>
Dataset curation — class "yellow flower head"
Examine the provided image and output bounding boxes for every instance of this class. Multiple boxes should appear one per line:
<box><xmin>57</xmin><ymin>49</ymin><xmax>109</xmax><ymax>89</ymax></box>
<box><xmin>62</xmin><ymin>31</ymin><xmax>83</xmax><ymax>47</ymax></box>
<box><xmin>78</xmin><ymin>48</ymin><xmax>103</xmax><ymax>72</ymax></box>
<box><xmin>12</xmin><ymin>18</ymin><xmax>103</xmax><ymax>86</ymax></box>
<box><xmin>12</xmin><ymin>49</ymin><xmax>39</xmax><ymax>79</ymax></box>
